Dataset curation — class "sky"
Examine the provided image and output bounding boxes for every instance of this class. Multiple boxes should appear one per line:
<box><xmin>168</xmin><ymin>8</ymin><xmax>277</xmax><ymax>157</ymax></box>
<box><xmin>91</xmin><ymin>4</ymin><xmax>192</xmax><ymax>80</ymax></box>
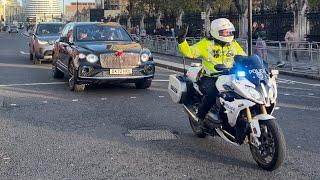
<box><xmin>18</xmin><ymin>0</ymin><xmax>95</xmax><ymax>11</ymax></box>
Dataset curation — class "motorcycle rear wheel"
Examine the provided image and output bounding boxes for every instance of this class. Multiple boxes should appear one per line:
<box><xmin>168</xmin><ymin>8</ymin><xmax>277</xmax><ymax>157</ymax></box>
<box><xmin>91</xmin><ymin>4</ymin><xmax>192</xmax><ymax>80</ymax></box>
<box><xmin>249</xmin><ymin>119</ymin><xmax>286</xmax><ymax>171</ymax></box>
<box><xmin>188</xmin><ymin>116</ymin><xmax>206</xmax><ymax>138</ymax></box>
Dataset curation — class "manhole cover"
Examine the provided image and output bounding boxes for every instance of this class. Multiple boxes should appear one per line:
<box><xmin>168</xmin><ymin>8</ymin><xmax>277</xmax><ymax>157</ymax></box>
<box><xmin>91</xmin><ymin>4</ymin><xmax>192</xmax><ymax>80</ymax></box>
<box><xmin>125</xmin><ymin>129</ymin><xmax>178</xmax><ymax>141</ymax></box>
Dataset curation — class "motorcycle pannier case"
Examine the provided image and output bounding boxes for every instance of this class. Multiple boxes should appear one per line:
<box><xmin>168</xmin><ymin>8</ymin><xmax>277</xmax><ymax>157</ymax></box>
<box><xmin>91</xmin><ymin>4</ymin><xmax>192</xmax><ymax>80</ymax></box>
<box><xmin>168</xmin><ymin>75</ymin><xmax>187</xmax><ymax>104</ymax></box>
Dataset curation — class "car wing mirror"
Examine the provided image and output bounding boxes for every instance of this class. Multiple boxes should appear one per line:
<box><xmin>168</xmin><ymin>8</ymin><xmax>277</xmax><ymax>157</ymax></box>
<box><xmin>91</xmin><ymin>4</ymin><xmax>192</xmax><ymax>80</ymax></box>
<box><xmin>133</xmin><ymin>36</ymin><xmax>141</xmax><ymax>43</ymax></box>
<box><xmin>59</xmin><ymin>36</ymin><xmax>68</xmax><ymax>43</ymax></box>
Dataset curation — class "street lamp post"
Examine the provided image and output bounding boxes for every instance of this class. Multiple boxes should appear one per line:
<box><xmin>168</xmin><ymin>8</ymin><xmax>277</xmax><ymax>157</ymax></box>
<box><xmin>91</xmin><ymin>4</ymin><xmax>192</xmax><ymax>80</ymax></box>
<box><xmin>248</xmin><ymin>0</ymin><xmax>253</xmax><ymax>55</ymax></box>
<box><xmin>76</xmin><ymin>0</ymin><xmax>79</xmax><ymax>22</ymax></box>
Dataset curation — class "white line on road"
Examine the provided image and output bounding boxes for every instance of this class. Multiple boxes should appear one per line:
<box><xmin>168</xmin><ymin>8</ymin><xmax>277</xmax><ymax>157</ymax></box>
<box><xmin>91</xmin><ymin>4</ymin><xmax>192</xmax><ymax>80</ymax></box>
<box><xmin>20</xmin><ymin>51</ymin><xmax>30</xmax><ymax>55</ymax></box>
<box><xmin>277</xmin><ymin>103</ymin><xmax>320</xmax><ymax>111</ymax></box>
<box><xmin>159</xmin><ymin>96</ymin><xmax>165</xmax><ymax>98</ymax></box>
<box><xmin>278</xmin><ymin>78</ymin><xmax>320</xmax><ymax>87</ymax></box>
<box><xmin>0</xmin><ymin>82</ymin><xmax>66</xmax><ymax>87</ymax></box>
<box><xmin>101</xmin><ymin>98</ymin><xmax>107</xmax><ymax>101</ymax></box>
<box><xmin>278</xmin><ymin>86</ymin><xmax>312</xmax><ymax>91</ymax></box>
<box><xmin>130</xmin><ymin>97</ymin><xmax>137</xmax><ymax>99</ymax></box>
<box><xmin>153</xmin><ymin>80</ymin><xmax>169</xmax><ymax>82</ymax></box>
<box><xmin>72</xmin><ymin>99</ymin><xmax>79</xmax><ymax>102</ymax></box>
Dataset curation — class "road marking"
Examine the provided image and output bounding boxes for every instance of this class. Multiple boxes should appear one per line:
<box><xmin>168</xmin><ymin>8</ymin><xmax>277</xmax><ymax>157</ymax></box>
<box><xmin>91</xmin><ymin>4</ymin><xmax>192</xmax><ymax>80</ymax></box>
<box><xmin>20</xmin><ymin>51</ymin><xmax>30</xmax><ymax>55</ymax></box>
<box><xmin>278</xmin><ymin>103</ymin><xmax>320</xmax><ymax>111</ymax></box>
<box><xmin>153</xmin><ymin>79</ymin><xmax>169</xmax><ymax>82</ymax></box>
<box><xmin>42</xmin><ymin>101</ymin><xmax>48</xmax><ymax>104</ymax></box>
<box><xmin>0</xmin><ymin>63</ymin><xmax>50</xmax><ymax>69</ymax></box>
<box><xmin>278</xmin><ymin>86</ymin><xmax>312</xmax><ymax>91</ymax></box>
<box><xmin>101</xmin><ymin>98</ymin><xmax>107</xmax><ymax>101</ymax></box>
<box><xmin>10</xmin><ymin>104</ymin><xmax>17</xmax><ymax>106</ymax></box>
<box><xmin>159</xmin><ymin>96</ymin><xmax>165</xmax><ymax>98</ymax></box>
<box><xmin>279</xmin><ymin>92</ymin><xmax>320</xmax><ymax>99</ymax></box>
<box><xmin>278</xmin><ymin>78</ymin><xmax>320</xmax><ymax>87</ymax></box>
<box><xmin>130</xmin><ymin>96</ymin><xmax>137</xmax><ymax>99</ymax></box>
<box><xmin>275</xmin><ymin>107</ymin><xmax>280</xmax><ymax>110</ymax></box>
<box><xmin>0</xmin><ymin>82</ymin><xmax>65</xmax><ymax>87</ymax></box>
<box><xmin>72</xmin><ymin>99</ymin><xmax>78</xmax><ymax>102</ymax></box>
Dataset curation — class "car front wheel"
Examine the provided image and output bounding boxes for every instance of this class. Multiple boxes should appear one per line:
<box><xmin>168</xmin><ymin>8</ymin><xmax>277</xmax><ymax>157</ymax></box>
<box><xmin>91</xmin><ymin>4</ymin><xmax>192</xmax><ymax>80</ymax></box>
<box><xmin>135</xmin><ymin>78</ymin><xmax>152</xmax><ymax>89</ymax></box>
<box><xmin>68</xmin><ymin>61</ymin><xmax>85</xmax><ymax>92</ymax></box>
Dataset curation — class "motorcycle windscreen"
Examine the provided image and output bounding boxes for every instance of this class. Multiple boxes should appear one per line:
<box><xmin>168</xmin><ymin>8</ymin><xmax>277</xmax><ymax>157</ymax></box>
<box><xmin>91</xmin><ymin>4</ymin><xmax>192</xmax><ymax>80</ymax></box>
<box><xmin>233</xmin><ymin>55</ymin><xmax>269</xmax><ymax>86</ymax></box>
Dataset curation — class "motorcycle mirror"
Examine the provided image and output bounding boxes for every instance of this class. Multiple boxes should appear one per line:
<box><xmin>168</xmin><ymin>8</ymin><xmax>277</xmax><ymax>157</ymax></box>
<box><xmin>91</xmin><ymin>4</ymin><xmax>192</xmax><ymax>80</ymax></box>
<box><xmin>214</xmin><ymin>64</ymin><xmax>228</xmax><ymax>71</ymax></box>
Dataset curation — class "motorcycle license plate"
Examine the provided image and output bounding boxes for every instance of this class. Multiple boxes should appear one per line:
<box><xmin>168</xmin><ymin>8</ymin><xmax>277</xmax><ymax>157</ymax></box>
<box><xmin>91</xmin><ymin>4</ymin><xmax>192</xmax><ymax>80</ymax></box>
<box><xmin>110</xmin><ymin>69</ymin><xmax>132</xmax><ymax>75</ymax></box>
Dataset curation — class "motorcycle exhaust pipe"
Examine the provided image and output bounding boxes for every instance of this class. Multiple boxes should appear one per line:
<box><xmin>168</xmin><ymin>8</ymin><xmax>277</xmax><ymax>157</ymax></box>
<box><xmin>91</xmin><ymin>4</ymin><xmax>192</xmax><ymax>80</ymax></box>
<box><xmin>183</xmin><ymin>105</ymin><xmax>199</xmax><ymax>122</ymax></box>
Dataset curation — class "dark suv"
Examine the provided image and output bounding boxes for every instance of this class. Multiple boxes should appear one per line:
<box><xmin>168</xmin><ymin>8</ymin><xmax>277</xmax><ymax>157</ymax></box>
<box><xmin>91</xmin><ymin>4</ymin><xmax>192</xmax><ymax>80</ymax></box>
<box><xmin>52</xmin><ymin>22</ymin><xmax>155</xmax><ymax>92</ymax></box>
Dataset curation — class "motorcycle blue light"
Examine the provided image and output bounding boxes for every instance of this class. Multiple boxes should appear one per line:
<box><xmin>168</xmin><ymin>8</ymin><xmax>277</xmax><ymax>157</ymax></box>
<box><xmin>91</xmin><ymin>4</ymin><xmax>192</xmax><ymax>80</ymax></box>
<box><xmin>237</xmin><ymin>71</ymin><xmax>246</xmax><ymax>77</ymax></box>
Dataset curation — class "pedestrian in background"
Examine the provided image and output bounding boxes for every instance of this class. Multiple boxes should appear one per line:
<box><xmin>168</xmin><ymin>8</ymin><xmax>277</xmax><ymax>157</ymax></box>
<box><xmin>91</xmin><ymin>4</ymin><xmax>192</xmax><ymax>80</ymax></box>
<box><xmin>252</xmin><ymin>21</ymin><xmax>259</xmax><ymax>39</ymax></box>
<box><xmin>285</xmin><ymin>26</ymin><xmax>299</xmax><ymax>61</ymax></box>
<box><xmin>255</xmin><ymin>23</ymin><xmax>267</xmax><ymax>60</ymax></box>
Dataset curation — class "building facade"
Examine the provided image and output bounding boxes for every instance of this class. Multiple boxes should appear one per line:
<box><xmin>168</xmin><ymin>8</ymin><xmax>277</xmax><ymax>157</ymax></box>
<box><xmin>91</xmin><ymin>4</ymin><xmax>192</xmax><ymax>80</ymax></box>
<box><xmin>24</xmin><ymin>0</ymin><xmax>61</xmax><ymax>23</ymax></box>
<box><xmin>0</xmin><ymin>0</ymin><xmax>22</xmax><ymax>25</ymax></box>
<box><xmin>65</xmin><ymin>2</ymin><xmax>96</xmax><ymax>22</ymax></box>
<box><xmin>95</xmin><ymin>0</ymin><xmax>128</xmax><ymax>13</ymax></box>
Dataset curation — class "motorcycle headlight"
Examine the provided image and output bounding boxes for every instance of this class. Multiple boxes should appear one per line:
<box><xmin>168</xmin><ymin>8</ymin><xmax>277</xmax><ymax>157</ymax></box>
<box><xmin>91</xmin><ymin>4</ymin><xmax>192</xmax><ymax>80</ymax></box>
<box><xmin>246</xmin><ymin>86</ymin><xmax>262</xmax><ymax>101</ymax></box>
<box><xmin>38</xmin><ymin>40</ymin><xmax>48</xmax><ymax>45</ymax></box>
<box><xmin>86</xmin><ymin>54</ymin><xmax>99</xmax><ymax>63</ymax></box>
<box><xmin>140</xmin><ymin>53</ymin><xmax>149</xmax><ymax>62</ymax></box>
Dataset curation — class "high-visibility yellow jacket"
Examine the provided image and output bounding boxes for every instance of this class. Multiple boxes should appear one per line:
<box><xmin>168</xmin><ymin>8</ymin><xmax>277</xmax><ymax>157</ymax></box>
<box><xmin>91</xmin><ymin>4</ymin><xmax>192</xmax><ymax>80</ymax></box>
<box><xmin>178</xmin><ymin>39</ymin><xmax>247</xmax><ymax>75</ymax></box>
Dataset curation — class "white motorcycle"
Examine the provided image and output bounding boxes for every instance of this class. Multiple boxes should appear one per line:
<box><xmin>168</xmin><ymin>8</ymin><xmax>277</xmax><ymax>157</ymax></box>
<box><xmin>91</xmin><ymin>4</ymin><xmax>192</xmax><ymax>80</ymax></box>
<box><xmin>168</xmin><ymin>55</ymin><xmax>286</xmax><ymax>171</ymax></box>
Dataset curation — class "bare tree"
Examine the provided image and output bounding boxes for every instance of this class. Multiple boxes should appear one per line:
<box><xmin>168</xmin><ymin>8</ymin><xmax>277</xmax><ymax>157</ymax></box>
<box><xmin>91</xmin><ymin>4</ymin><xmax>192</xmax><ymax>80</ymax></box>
<box><xmin>234</xmin><ymin>0</ymin><xmax>249</xmax><ymax>38</ymax></box>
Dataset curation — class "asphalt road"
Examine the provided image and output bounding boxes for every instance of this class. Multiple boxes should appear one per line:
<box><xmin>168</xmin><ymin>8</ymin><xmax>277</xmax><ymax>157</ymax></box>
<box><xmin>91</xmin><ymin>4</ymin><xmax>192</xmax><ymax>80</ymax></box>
<box><xmin>0</xmin><ymin>32</ymin><xmax>319</xmax><ymax>179</ymax></box>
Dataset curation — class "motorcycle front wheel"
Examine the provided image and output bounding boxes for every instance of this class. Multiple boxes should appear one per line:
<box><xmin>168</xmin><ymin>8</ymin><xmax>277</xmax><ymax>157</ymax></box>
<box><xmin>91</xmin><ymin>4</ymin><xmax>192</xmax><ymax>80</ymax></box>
<box><xmin>249</xmin><ymin>119</ymin><xmax>286</xmax><ymax>171</ymax></box>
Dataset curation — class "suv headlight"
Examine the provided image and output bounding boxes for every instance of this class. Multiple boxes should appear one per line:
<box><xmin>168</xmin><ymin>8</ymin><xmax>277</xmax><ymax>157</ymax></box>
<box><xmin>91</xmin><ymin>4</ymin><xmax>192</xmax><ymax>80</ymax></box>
<box><xmin>38</xmin><ymin>40</ymin><xmax>48</xmax><ymax>45</ymax></box>
<box><xmin>140</xmin><ymin>53</ymin><xmax>149</xmax><ymax>62</ymax></box>
<box><xmin>86</xmin><ymin>54</ymin><xmax>99</xmax><ymax>63</ymax></box>
<box><xmin>78</xmin><ymin>53</ymin><xmax>86</xmax><ymax>59</ymax></box>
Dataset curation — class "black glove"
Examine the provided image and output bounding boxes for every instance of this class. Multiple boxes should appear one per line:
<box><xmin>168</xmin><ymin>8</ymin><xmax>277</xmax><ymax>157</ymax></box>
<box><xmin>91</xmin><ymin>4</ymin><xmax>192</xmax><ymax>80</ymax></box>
<box><xmin>177</xmin><ymin>25</ymin><xmax>188</xmax><ymax>44</ymax></box>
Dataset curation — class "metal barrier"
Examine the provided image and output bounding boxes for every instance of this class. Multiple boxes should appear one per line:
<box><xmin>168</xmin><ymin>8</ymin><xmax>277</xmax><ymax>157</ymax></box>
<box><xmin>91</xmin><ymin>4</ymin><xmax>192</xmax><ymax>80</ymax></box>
<box><xmin>142</xmin><ymin>35</ymin><xmax>320</xmax><ymax>75</ymax></box>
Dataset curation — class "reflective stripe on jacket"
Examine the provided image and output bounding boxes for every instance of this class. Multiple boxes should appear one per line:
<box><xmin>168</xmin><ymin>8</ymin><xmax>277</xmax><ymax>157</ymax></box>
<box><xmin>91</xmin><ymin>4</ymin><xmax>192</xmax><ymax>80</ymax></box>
<box><xmin>178</xmin><ymin>38</ymin><xmax>247</xmax><ymax>75</ymax></box>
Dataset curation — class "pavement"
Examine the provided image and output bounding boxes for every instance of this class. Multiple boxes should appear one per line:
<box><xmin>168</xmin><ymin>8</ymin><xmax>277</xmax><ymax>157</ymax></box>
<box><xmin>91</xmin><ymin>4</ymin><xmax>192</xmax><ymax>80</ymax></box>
<box><xmin>0</xmin><ymin>32</ymin><xmax>319</xmax><ymax>179</ymax></box>
<box><xmin>152</xmin><ymin>52</ymin><xmax>320</xmax><ymax>80</ymax></box>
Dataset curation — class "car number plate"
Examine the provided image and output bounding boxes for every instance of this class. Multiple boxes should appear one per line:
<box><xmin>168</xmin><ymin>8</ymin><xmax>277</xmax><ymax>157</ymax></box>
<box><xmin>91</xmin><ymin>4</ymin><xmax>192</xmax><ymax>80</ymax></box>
<box><xmin>110</xmin><ymin>69</ymin><xmax>132</xmax><ymax>75</ymax></box>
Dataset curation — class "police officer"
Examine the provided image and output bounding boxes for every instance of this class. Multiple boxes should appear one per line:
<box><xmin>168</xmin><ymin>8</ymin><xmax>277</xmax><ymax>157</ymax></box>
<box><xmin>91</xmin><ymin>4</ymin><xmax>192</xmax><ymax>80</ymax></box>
<box><xmin>178</xmin><ymin>18</ymin><xmax>246</xmax><ymax>124</ymax></box>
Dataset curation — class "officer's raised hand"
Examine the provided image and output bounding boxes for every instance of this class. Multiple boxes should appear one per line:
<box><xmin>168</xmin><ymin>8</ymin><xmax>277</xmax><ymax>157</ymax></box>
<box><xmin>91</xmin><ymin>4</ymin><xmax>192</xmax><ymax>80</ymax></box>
<box><xmin>177</xmin><ymin>25</ymin><xmax>189</xmax><ymax>44</ymax></box>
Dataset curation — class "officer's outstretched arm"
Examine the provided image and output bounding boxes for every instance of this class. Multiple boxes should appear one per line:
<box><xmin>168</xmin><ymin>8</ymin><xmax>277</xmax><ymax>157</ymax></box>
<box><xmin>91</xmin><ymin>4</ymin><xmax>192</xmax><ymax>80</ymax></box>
<box><xmin>178</xmin><ymin>39</ymin><xmax>207</xmax><ymax>59</ymax></box>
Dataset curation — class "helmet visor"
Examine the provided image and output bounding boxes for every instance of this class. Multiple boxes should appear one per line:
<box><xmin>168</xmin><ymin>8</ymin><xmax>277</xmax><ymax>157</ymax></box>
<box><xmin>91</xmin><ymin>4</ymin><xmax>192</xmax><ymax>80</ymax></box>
<box><xmin>218</xmin><ymin>29</ymin><xmax>234</xmax><ymax>37</ymax></box>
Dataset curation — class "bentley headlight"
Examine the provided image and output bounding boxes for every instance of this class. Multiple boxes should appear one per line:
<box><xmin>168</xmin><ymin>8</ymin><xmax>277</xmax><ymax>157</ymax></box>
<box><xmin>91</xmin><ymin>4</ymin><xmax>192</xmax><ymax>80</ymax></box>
<box><xmin>86</xmin><ymin>54</ymin><xmax>99</xmax><ymax>63</ymax></box>
<box><xmin>78</xmin><ymin>53</ymin><xmax>86</xmax><ymax>59</ymax></box>
<box><xmin>38</xmin><ymin>40</ymin><xmax>48</xmax><ymax>45</ymax></box>
<box><xmin>140</xmin><ymin>53</ymin><xmax>149</xmax><ymax>62</ymax></box>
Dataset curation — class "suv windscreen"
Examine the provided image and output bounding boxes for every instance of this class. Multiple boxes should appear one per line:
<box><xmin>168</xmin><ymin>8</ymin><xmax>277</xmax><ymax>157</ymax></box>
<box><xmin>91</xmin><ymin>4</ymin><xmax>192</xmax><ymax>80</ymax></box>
<box><xmin>36</xmin><ymin>24</ymin><xmax>64</xmax><ymax>36</ymax></box>
<box><xmin>75</xmin><ymin>24</ymin><xmax>132</xmax><ymax>42</ymax></box>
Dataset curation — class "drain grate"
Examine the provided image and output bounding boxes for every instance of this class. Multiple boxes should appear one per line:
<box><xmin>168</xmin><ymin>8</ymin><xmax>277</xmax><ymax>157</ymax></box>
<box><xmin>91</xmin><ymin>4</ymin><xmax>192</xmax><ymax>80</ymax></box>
<box><xmin>125</xmin><ymin>129</ymin><xmax>178</xmax><ymax>141</ymax></box>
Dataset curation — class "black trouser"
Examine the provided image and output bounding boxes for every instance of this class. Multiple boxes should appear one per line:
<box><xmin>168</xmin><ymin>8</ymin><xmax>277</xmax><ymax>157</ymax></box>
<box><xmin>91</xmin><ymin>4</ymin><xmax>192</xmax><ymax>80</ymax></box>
<box><xmin>197</xmin><ymin>76</ymin><xmax>219</xmax><ymax>120</ymax></box>
<box><xmin>285</xmin><ymin>50</ymin><xmax>298</xmax><ymax>60</ymax></box>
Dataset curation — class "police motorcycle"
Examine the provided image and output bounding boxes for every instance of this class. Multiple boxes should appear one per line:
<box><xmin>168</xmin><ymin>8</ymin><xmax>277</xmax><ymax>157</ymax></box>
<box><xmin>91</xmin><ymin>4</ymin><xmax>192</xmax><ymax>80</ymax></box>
<box><xmin>168</xmin><ymin>55</ymin><xmax>286</xmax><ymax>171</ymax></box>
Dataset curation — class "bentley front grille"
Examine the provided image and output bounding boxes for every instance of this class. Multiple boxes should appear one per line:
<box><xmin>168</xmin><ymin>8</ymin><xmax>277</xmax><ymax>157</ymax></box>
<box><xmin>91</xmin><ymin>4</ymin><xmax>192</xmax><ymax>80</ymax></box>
<box><xmin>100</xmin><ymin>53</ymin><xmax>140</xmax><ymax>68</ymax></box>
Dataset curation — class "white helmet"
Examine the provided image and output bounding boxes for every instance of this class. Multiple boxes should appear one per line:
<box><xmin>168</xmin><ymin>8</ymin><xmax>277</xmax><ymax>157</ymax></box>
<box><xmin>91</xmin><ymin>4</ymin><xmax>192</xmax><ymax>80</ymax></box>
<box><xmin>210</xmin><ymin>18</ymin><xmax>235</xmax><ymax>43</ymax></box>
